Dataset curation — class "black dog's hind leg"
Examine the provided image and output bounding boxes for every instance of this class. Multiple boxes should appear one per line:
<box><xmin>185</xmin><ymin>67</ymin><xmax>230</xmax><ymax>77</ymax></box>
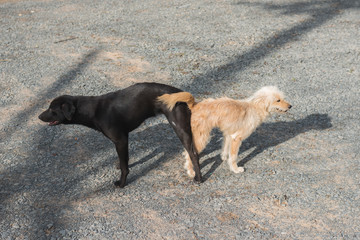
<box><xmin>113</xmin><ymin>133</ymin><xmax>130</xmax><ymax>188</ymax></box>
<box><xmin>166</xmin><ymin>103</ymin><xmax>203</xmax><ymax>183</ymax></box>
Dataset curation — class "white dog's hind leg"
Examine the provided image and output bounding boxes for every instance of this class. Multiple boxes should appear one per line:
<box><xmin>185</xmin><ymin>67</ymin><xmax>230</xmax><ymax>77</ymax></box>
<box><xmin>221</xmin><ymin>135</ymin><xmax>231</xmax><ymax>161</ymax></box>
<box><xmin>227</xmin><ymin>137</ymin><xmax>245</xmax><ymax>173</ymax></box>
<box><xmin>183</xmin><ymin>150</ymin><xmax>195</xmax><ymax>178</ymax></box>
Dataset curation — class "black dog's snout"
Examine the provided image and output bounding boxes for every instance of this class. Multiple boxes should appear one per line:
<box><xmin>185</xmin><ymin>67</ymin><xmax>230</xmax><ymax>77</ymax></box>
<box><xmin>38</xmin><ymin>110</ymin><xmax>48</xmax><ymax>122</ymax></box>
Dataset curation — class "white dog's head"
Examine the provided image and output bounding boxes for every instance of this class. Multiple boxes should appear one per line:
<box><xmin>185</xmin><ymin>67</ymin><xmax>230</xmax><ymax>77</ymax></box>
<box><xmin>249</xmin><ymin>86</ymin><xmax>292</xmax><ymax>113</ymax></box>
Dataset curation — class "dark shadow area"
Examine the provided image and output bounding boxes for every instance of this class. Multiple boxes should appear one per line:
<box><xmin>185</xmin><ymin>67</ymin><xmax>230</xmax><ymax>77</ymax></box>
<box><xmin>200</xmin><ymin>149</ymin><xmax>224</xmax><ymax>181</ymax></box>
<box><xmin>199</xmin><ymin>114</ymin><xmax>332</xmax><ymax>181</ymax></box>
<box><xmin>182</xmin><ymin>0</ymin><xmax>359</xmax><ymax>93</ymax></box>
<box><xmin>238</xmin><ymin>113</ymin><xmax>332</xmax><ymax>166</ymax></box>
<box><xmin>126</xmin><ymin>123</ymin><xmax>185</xmax><ymax>185</ymax></box>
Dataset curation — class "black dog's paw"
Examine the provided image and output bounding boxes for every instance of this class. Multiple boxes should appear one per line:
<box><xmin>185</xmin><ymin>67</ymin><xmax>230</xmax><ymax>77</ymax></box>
<box><xmin>193</xmin><ymin>176</ymin><xmax>203</xmax><ymax>184</ymax></box>
<box><xmin>114</xmin><ymin>180</ymin><xmax>125</xmax><ymax>188</ymax></box>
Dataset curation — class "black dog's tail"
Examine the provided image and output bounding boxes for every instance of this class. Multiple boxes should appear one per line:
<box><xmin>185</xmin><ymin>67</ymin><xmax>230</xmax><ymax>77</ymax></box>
<box><xmin>157</xmin><ymin>92</ymin><xmax>196</xmax><ymax>111</ymax></box>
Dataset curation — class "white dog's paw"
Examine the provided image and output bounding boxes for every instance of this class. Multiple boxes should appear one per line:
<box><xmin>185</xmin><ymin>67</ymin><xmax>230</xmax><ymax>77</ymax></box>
<box><xmin>221</xmin><ymin>152</ymin><xmax>228</xmax><ymax>161</ymax></box>
<box><xmin>184</xmin><ymin>161</ymin><xmax>195</xmax><ymax>178</ymax></box>
<box><xmin>187</xmin><ymin>169</ymin><xmax>195</xmax><ymax>178</ymax></box>
<box><xmin>230</xmin><ymin>166</ymin><xmax>245</xmax><ymax>173</ymax></box>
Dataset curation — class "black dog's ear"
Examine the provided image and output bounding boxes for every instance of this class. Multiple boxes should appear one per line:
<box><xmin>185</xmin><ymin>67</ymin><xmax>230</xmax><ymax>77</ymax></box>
<box><xmin>61</xmin><ymin>102</ymin><xmax>76</xmax><ymax>121</ymax></box>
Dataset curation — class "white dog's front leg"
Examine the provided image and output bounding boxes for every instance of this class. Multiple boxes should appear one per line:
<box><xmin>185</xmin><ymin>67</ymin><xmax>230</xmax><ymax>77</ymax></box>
<box><xmin>227</xmin><ymin>136</ymin><xmax>245</xmax><ymax>173</ymax></box>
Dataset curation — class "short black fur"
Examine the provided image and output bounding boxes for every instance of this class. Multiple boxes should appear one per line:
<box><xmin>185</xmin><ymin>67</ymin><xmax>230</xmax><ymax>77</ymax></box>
<box><xmin>39</xmin><ymin>82</ymin><xmax>202</xmax><ymax>188</ymax></box>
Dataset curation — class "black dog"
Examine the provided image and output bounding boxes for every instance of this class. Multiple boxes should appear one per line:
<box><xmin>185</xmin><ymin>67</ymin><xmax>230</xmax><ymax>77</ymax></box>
<box><xmin>39</xmin><ymin>82</ymin><xmax>202</xmax><ymax>188</ymax></box>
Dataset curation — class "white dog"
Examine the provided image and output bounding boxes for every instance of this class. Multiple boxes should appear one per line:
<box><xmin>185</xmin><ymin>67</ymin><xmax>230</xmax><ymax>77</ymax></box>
<box><xmin>158</xmin><ymin>86</ymin><xmax>292</xmax><ymax>177</ymax></box>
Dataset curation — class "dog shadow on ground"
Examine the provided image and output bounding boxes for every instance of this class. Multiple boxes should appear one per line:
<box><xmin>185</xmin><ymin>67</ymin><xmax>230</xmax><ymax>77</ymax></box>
<box><xmin>199</xmin><ymin>113</ymin><xmax>332</xmax><ymax>181</ymax></box>
<box><xmin>122</xmin><ymin>122</ymin><xmax>188</xmax><ymax>185</ymax></box>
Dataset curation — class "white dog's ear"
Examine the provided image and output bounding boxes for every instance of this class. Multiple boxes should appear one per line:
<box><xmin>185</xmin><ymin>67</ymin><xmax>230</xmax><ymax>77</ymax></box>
<box><xmin>263</xmin><ymin>95</ymin><xmax>273</xmax><ymax>111</ymax></box>
<box><xmin>251</xmin><ymin>95</ymin><xmax>269</xmax><ymax>111</ymax></box>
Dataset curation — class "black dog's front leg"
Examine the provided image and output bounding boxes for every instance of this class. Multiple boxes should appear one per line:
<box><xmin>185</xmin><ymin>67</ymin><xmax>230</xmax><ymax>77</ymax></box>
<box><xmin>113</xmin><ymin>134</ymin><xmax>129</xmax><ymax>188</ymax></box>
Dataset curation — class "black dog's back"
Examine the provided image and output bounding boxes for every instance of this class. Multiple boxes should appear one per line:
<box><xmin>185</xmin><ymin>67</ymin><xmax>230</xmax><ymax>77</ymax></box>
<box><xmin>95</xmin><ymin>83</ymin><xmax>182</xmax><ymax>133</ymax></box>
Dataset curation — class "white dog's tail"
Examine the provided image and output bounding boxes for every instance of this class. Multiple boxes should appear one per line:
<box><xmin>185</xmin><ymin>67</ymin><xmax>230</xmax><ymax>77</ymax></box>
<box><xmin>157</xmin><ymin>92</ymin><xmax>195</xmax><ymax>111</ymax></box>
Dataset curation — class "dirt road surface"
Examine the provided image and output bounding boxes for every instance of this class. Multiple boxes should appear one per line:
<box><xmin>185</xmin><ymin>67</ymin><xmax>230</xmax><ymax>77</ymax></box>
<box><xmin>1</xmin><ymin>0</ymin><xmax>359</xmax><ymax>238</ymax></box>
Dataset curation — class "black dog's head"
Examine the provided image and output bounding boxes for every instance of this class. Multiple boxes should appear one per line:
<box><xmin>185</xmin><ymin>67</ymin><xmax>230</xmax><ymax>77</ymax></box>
<box><xmin>38</xmin><ymin>95</ymin><xmax>76</xmax><ymax>126</ymax></box>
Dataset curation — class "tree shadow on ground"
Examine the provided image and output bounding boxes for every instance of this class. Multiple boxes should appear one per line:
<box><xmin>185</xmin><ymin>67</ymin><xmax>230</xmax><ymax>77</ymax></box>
<box><xmin>200</xmin><ymin>114</ymin><xmax>332</xmax><ymax>181</ymax></box>
<box><xmin>0</xmin><ymin>49</ymin><xmax>100</xmax><ymax>141</ymax></box>
<box><xmin>183</xmin><ymin>0</ymin><xmax>359</xmax><ymax>93</ymax></box>
<box><xmin>0</xmin><ymin>50</ymin><xmax>104</xmax><ymax>239</ymax></box>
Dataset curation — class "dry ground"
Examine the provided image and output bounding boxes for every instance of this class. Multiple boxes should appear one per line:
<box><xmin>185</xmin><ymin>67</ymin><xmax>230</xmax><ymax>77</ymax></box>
<box><xmin>1</xmin><ymin>0</ymin><xmax>359</xmax><ymax>239</ymax></box>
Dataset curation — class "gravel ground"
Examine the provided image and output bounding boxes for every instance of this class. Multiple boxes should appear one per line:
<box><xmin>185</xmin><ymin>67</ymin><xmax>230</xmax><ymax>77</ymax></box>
<box><xmin>1</xmin><ymin>0</ymin><xmax>359</xmax><ymax>239</ymax></box>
